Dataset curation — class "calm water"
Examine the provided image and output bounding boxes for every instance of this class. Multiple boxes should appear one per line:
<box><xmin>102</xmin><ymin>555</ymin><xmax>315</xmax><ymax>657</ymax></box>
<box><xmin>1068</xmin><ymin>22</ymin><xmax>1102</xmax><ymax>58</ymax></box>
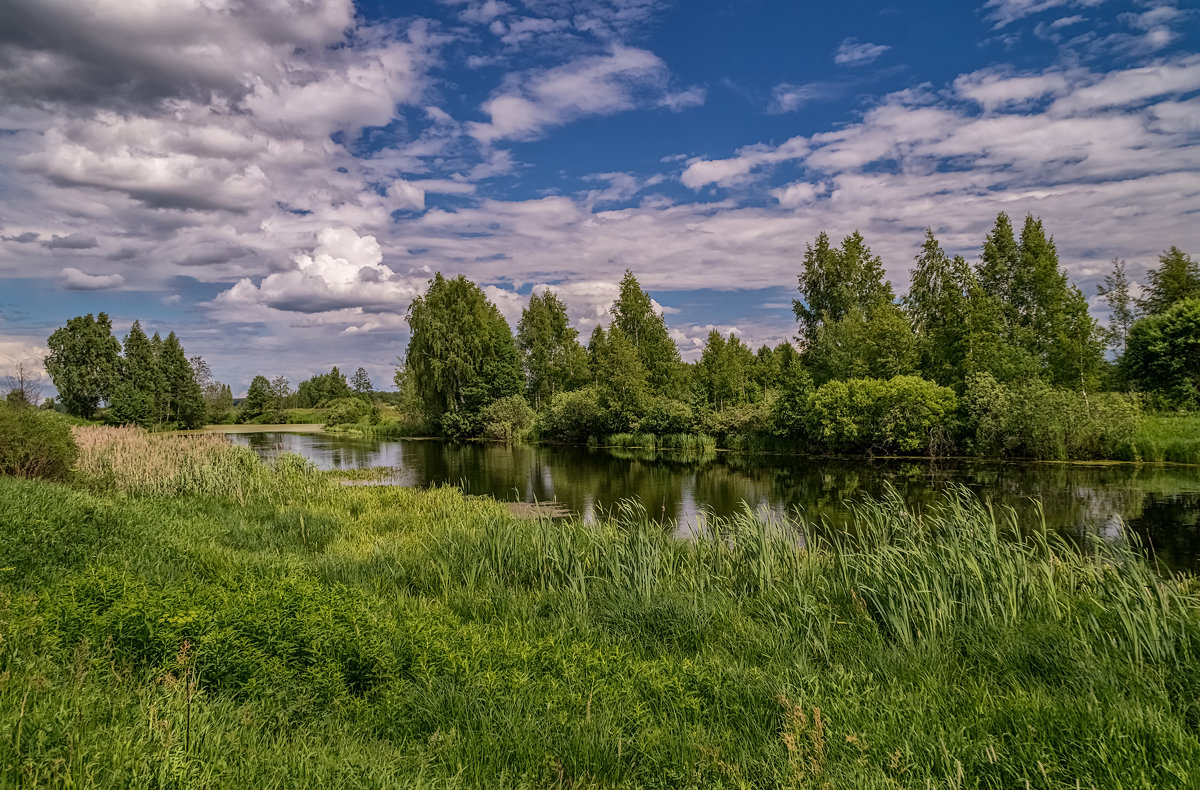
<box><xmin>228</xmin><ymin>432</ymin><xmax>1200</xmax><ymax>572</ymax></box>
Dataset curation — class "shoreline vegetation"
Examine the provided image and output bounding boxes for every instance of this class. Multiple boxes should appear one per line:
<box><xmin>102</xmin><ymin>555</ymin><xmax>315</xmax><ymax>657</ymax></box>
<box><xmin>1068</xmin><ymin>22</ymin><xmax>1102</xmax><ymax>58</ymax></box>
<box><xmin>1</xmin><ymin>426</ymin><xmax>1198</xmax><ymax>786</ymax></box>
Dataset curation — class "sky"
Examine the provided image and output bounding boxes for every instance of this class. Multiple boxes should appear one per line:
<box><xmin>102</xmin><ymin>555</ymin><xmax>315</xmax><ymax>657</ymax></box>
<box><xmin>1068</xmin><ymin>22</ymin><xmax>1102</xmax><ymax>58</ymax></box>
<box><xmin>0</xmin><ymin>0</ymin><xmax>1197</xmax><ymax>394</ymax></box>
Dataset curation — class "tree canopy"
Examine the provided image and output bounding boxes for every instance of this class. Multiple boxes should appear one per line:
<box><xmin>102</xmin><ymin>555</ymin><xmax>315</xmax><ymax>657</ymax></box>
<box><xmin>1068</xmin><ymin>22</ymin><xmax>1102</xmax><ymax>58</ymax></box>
<box><xmin>44</xmin><ymin>312</ymin><xmax>121</xmax><ymax>418</ymax></box>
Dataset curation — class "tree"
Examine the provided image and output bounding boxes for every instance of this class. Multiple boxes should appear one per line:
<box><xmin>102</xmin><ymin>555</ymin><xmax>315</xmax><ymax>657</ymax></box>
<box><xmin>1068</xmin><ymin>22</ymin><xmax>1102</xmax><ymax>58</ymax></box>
<box><xmin>403</xmin><ymin>273</ymin><xmax>522</xmax><ymax>435</ymax></box>
<box><xmin>1123</xmin><ymin>298</ymin><xmax>1200</xmax><ymax>407</ymax></box>
<box><xmin>610</xmin><ymin>271</ymin><xmax>683</xmax><ymax>396</ymax></box>
<box><xmin>588</xmin><ymin>325</ymin><xmax>649</xmax><ymax>430</ymax></box>
<box><xmin>906</xmin><ymin>229</ymin><xmax>974</xmax><ymax>387</ymax></box>
<box><xmin>1138</xmin><ymin>247</ymin><xmax>1200</xmax><ymax>316</ymax></box>
<box><xmin>160</xmin><ymin>332</ymin><xmax>205</xmax><ymax>428</ymax></box>
<box><xmin>1</xmin><ymin>362</ymin><xmax>43</xmax><ymax>408</ymax></box>
<box><xmin>351</xmin><ymin>367</ymin><xmax>373</xmax><ymax>397</ymax></box>
<box><xmin>805</xmin><ymin>303</ymin><xmax>918</xmax><ymax>385</ymax></box>
<box><xmin>44</xmin><ymin>312</ymin><xmax>120</xmax><ymax>417</ymax></box>
<box><xmin>516</xmin><ymin>290</ymin><xmax>589</xmax><ymax>408</ymax></box>
<box><xmin>108</xmin><ymin>320</ymin><xmax>163</xmax><ymax>427</ymax></box>
<box><xmin>793</xmin><ymin>231</ymin><xmax>893</xmax><ymax>344</ymax></box>
<box><xmin>239</xmin><ymin>375</ymin><xmax>278</xmax><ymax>423</ymax></box>
<box><xmin>976</xmin><ymin>213</ymin><xmax>1022</xmax><ymax>329</ymax></box>
<box><xmin>1097</xmin><ymin>258</ymin><xmax>1135</xmax><ymax>355</ymax></box>
<box><xmin>695</xmin><ymin>331</ymin><xmax>757</xmax><ymax>410</ymax></box>
<box><xmin>295</xmin><ymin>368</ymin><xmax>352</xmax><ymax>407</ymax></box>
<box><xmin>191</xmin><ymin>356</ymin><xmax>234</xmax><ymax>423</ymax></box>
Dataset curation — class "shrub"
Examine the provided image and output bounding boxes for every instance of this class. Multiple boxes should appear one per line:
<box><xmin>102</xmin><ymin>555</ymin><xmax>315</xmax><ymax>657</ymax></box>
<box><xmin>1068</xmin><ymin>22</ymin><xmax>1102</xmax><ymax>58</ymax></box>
<box><xmin>806</xmin><ymin>375</ymin><xmax>956</xmax><ymax>455</ymax></box>
<box><xmin>702</xmin><ymin>400</ymin><xmax>772</xmax><ymax>440</ymax></box>
<box><xmin>963</xmin><ymin>374</ymin><xmax>1143</xmax><ymax>460</ymax></box>
<box><xmin>479</xmin><ymin>395</ymin><xmax>535</xmax><ymax>441</ymax></box>
<box><xmin>539</xmin><ymin>387</ymin><xmax>607</xmax><ymax>443</ymax></box>
<box><xmin>0</xmin><ymin>404</ymin><xmax>79</xmax><ymax>480</ymax></box>
<box><xmin>635</xmin><ymin>397</ymin><xmax>695</xmax><ymax>435</ymax></box>
<box><xmin>324</xmin><ymin>397</ymin><xmax>371</xmax><ymax>426</ymax></box>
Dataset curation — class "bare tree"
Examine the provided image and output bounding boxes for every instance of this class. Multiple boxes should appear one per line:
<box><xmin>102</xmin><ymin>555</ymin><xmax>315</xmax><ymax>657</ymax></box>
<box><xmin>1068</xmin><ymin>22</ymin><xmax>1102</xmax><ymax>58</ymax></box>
<box><xmin>2</xmin><ymin>361</ymin><xmax>45</xmax><ymax>407</ymax></box>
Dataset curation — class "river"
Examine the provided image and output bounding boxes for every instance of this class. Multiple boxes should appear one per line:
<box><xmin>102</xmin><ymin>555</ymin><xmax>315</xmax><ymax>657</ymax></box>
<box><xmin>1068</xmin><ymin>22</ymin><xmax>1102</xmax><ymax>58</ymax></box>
<box><xmin>227</xmin><ymin>431</ymin><xmax>1200</xmax><ymax>572</ymax></box>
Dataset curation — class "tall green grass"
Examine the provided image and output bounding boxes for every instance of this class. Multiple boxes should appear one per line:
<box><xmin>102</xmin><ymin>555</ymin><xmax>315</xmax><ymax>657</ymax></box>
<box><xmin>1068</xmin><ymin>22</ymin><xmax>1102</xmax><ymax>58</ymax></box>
<box><xmin>2</xmin><ymin>426</ymin><xmax>1198</xmax><ymax>787</ymax></box>
<box><xmin>1121</xmin><ymin>413</ymin><xmax>1200</xmax><ymax>464</ymax></box>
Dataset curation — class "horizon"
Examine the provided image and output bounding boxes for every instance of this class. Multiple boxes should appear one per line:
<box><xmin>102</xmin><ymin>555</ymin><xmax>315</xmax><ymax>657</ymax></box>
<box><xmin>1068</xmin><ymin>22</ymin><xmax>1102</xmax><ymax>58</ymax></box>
<box><xmin>2</xmin><ymin>0</ymin><xmax>1198</xmax><ymax>394</ymax></box>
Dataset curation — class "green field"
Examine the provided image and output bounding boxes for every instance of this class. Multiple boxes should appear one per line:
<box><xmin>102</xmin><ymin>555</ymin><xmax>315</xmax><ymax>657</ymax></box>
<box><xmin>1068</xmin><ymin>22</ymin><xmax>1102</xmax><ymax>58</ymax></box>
<box><xmin>1</xmin><ymin>427</ymin><xmax>1198</xmax><ymax>788</ymax></box>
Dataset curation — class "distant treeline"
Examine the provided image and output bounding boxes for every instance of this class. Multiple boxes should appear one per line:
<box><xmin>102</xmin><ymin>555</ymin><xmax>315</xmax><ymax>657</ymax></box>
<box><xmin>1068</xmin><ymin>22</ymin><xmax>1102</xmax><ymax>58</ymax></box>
<box><xmin>389</xmin><ymin>213</ymin><xmax>1198</xmax><ymax>458</ymax></box>
<box><xmin>29</xmin><ymin>211</ymin><xmax>1199</xmax><ymax>458</ymax></box>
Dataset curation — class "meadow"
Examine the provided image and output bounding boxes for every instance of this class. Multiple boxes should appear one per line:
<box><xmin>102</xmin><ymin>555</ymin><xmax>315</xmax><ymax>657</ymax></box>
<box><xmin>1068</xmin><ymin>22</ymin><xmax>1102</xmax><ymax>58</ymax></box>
<box><xmin>1</xmin><ymin>426</ymin><xmax>1198</xmax><ymax>788</ymax></box>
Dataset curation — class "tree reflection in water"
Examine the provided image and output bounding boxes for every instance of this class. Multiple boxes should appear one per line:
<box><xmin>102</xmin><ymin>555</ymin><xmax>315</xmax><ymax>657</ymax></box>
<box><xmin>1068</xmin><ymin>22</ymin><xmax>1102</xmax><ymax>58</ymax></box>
<box><xmin>229</xmin><ymin>432</ymin><xmax>1200</xmax><ymax>572</ymax></box>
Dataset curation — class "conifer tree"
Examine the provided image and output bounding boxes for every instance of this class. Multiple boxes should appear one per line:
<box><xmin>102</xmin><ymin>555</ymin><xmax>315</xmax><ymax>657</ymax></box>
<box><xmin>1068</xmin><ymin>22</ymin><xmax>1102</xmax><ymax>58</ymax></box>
<box><xmin>160</xmin><ymin>331</ymin><xmax>205</xmax><ymax>428</ymax></box>
<box><xmin>108</xmin><ymin>320</ymin><xmax>164</xmax><ymax>427</ymax></box>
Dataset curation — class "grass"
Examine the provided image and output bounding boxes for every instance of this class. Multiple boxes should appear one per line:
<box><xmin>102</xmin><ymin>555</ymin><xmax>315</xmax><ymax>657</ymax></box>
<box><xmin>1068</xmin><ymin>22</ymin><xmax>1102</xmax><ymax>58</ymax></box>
<box><xmin>2</xmin><ymin>426</ymin><xmax>1198</xmax><ymax>787</ymax></box>
<box><xmin>1122</xmin><ymin>413</ymin><xmax>1200</xmax><ymax>465</ymax></box>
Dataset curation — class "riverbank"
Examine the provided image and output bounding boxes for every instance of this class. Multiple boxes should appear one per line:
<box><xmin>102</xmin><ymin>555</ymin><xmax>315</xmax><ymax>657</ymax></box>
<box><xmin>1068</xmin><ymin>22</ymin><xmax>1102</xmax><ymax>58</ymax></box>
<box><xmin>2</xmin><ymin>426</ymin><xmax>1198</xmax><ymax>787</ymax></box>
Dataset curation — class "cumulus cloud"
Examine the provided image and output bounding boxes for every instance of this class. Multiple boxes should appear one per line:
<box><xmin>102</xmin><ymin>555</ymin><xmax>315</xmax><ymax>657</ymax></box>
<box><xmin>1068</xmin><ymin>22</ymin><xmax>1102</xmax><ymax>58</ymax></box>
<box><xmin>212</xmin><ymin>227</ymin><xmax>421</xmax><ymax>316</ymax></box>
<box><xmin>61</xmin><ymin>267</ymin><xmax>124</xmax><ymax>290</ymax></box>
<box><xmin>833</xmin><ymin>38</ymin><xmax>890</xmax><ymax>67</ymax></box>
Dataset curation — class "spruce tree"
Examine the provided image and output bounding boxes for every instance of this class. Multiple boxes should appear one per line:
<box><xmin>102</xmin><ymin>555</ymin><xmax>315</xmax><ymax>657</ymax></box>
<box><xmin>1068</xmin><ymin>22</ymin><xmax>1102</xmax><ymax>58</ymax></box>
<box><xmin>160</xmin><ymin>332</ymin><xmax>206</xmax><ymax>428</ymax></box>
<box><xmin>108</xmin><ymin>320</ymin><xmax>164</xmax><ymax>427</ymax></box>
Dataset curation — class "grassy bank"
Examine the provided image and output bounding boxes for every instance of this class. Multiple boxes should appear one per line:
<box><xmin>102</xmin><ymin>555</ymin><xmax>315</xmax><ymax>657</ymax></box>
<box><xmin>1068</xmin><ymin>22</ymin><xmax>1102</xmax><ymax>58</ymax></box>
<box><xmin>1121</xmin><ymin>414</ymin><xmax>1200</xmax><ymax>465</ymax></box>
<box><xmin>5</xmin><ymin>427</ymin><xmax>1197</xmax><ymax>787</ymax></box>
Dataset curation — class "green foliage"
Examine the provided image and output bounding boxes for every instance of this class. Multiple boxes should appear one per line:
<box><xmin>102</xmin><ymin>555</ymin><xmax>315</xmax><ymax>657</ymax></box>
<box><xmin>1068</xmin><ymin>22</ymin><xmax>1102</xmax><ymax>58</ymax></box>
<box><xmin>323</xmin><ymin>397</ymin><xmax>372</xmax><ymax>426</ymax></box>
<box><xmin>238</xmin><ymin>375</ymin><xmax>284</xmax><ymax>424</ymax></box>
<box><xmin>963</xmin><ymin>374</ymin><xmax>1143</xmax><ymax>460</ymax></box>
<box><xmin>1124</xmin><ymin>298</ymin><xmax>1200</xmax><ymax>408</ymax></box>
<box><xmin>973</xmin><ymin>214</ymin><xmax>1105</xmax><ymax>390</ymax></box>
<box><xmin>0</xmin><ymin>404</ymin><xmax>78</xmax><ymax>480</ymax></box>
<box><xmin>350</xmin><ymin>367</ymin><xmax>373</xmax><ymax>397</ymax></box>
<box><xmin>694</xmin><ymin>331</ymin><xmax>758</xmax><ymax>409</ymax></box>
<box><xmin>44</xmin><ymin>312</ymin><xmax>121</xmax><ymax>418</ymax></box>
<box><xmin>635</xmin><ymin>397</ymin><xmax>695</xmax><ymax>435</ymax></box>
<box><xmin>478</xmin><ymin>394</ymin><xmax>536</xmax><ymax>441</ymax></box>
<box><xmin>588</xmin><ymin>325</ymin><xmax>649</xmax><ymax>431</ymax></box>
<box><xmin>160</xmin><ymin>332</ymin><xmax>206</xmax><ymax>428</ymax></box>
<box><xmin>906</xmin><ymin>229</ymin><xmax>974</xmax><ymax>387</ymax></box>
<box><xmin>770</xmin><ymin>361</ymin><xmax>813</xmax><ymax>439</ymax></box>
<box><xmin>610</xmin><ymin>270</ymin><xmax>684</xmax><ymax>395</ymax></box>
<box><xmin>793</xmin><ymin>230</ymin><xmax>893</xmax><ymax>343</ymax></box>
<box><xmin>404</xmin><ymin>274</ymin><xmax>522</xmax><ymax>434</ymax></box>
<box><xmin>702</xmin><ymin>399</ymin><xmax>772</xmax><ymax>440</ymax></box>
<box><xmin>1123</xmin><ymin>414</ymin><xmax>1200</xmax><ymax>465</ymax></box>
<box><xmin>517</xmin><ymin>290</ymin><xmax>589</xmax><ymax>408</ymax></box>
<box><xmin>538</xmin><ymin>387</ymin><xmax>607</xmax><ymax>442</ymax></box>
<box><xmin>805</xmin><ymin>303</ymin><xmax>918</xmax><ymax>385</ymax></box>
<box><xmin>295</xmin><ymin>367</ymin><xmax>352</xmax><ymax>408</ymax></box>
<box><xmin>1138</xmin><ymin>246</ymin><xmax>1200</xmax><ymax>316</ymax></box>
<box><xmin>806</xmin><ymin>376</ymin><xmax>957</xmax><ymax>454</ymax></box>
<box><xmin>1098</xmin><ymin>258</ymin><xmax>1136</xmax><ymax>355</ymax></box>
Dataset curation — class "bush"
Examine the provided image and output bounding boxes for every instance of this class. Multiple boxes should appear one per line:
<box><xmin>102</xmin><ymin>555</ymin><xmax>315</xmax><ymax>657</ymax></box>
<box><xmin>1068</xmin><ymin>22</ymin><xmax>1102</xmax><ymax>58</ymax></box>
<box><xmin>635</xmin><ymin>397</ymin><xmax>695</xmax><ymax>435</ymax></box>
<box><xmin>963</xmin><ymin>374</ymin><xmax>1143</xmax><ymax>460</ymax></box>
<box><xmin>702</xmin><ymin>400</ymin><xmax>772</xmax><ymax>440</ymax></box>
<box><xmin>324</xmin><ymin>397</ymin><xmax>371</xmax><ymax>426</ymax></box>
<box><xmin>807</xmin><ymin>375</ymin><xmax>957</xmax><ymax>455</ymax></box>
<box><xmin>479</xmin><ymin>395</ymin><xmax>535</xmax><ymax>441</ymax></box>
<box><xmin>539</xmin><ymin>387</ymin><xmax>607</xmax><ymax>443</ymax></box>
<box><xmin>0</xmin><ymin>404</ymin><xmax>79</xmax><ymax>480</ymax></box>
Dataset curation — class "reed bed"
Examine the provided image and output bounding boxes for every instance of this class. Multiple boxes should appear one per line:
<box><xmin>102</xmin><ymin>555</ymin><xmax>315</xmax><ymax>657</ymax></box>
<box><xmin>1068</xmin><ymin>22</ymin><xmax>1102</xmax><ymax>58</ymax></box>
<box><xmin>71</xmin><ymin>425</ymin><xmax>330</xmax><ymax>502</ymax></box>
<box><xmin>2</xmin><ymin>426</ymin><xmax>1198</xmax><ymax>787</ymax></box>
<box><xmin>1124</xmin><ymin>413</ymin><xmax>1200</xmax><ymax>464</ymax></box>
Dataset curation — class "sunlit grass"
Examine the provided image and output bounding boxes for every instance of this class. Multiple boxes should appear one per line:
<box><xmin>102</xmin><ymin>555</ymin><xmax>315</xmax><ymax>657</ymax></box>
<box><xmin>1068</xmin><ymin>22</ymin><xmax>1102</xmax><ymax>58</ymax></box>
<box><xmin>2</xmin><ymin>426</ymin><xmax>1198</xmax><ymax>787</ymax></box>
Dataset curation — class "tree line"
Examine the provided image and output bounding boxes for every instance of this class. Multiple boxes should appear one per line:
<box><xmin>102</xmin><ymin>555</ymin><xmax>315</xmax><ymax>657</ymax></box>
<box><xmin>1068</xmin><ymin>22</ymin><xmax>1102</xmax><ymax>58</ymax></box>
<box><xmin>396</xmin><ymin>212</ymin><xmax>1198</xmax><ymax>456</ymax></box>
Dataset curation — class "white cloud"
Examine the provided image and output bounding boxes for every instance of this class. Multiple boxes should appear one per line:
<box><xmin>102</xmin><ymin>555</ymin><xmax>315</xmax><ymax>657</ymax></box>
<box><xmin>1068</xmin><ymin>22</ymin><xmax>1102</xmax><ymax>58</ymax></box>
<box><xmin>61</xmin><ymin>267</ymin><xmax>125</xmax><ymax>290</ymax></box>
<box><xmin>833</xmin><ymin>38</ymin><xmax>890</xmax><ymax>67</ymax></box>
<box><xmin>680</xmin><ymin>137</ymin><xmax>808</xmax><ymax>189</ymax></box>
<box><xmin>468</xmin><ymin>46</ymin><xmax>699</xmax><ymax>143</ymax></box>
<box><xmin>983</xmin><ymin>0</ymin><xmax>1106</xmax><ymax>29</ymax></box>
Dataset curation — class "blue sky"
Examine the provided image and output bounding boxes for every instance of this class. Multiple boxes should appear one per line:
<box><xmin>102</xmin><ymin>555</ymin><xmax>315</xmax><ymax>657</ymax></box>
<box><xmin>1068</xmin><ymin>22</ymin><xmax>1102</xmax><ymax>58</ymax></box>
<box><xmin>0</xmin><ymin>0</ymin><xmax>1197</xmax><ymax>393</ymax></box>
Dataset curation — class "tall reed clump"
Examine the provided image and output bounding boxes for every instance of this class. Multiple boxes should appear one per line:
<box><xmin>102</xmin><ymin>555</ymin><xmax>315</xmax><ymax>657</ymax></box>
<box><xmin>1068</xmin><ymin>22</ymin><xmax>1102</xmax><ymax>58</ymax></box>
<box><xmin>817</xmin><ymin>487</ymin><xmax>1196</xmax><ymax>663</ymax></box>
<box><xmin>71</xmin><ymin>426</ymin><xmax>330</xmax><ymax>503</ymax></box>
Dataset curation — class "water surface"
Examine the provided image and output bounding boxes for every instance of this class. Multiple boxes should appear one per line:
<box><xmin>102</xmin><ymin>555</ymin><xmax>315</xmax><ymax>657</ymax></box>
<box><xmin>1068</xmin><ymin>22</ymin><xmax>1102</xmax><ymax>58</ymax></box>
<box><xmin>228</xmin><ymin>432</ymin><xmax>1200</xmax><ymax>572</ymax></box>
